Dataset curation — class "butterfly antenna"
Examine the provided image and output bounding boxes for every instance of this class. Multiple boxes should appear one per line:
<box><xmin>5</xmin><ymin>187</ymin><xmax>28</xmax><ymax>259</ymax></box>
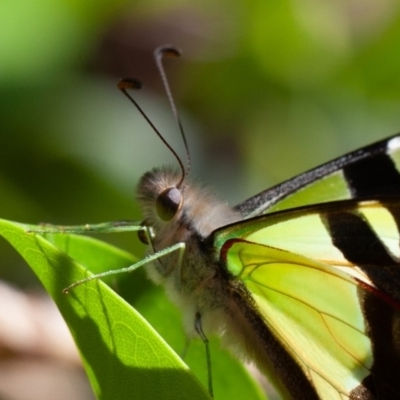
<box><xmin>154</xmin><ymin>45</ymin><xmax>191</xmax><ymax>186</ymax></box>
<box><xmin>118</xmin><ymin>77</ymin><xmax>186</xmax><ymax>186</ymax></box>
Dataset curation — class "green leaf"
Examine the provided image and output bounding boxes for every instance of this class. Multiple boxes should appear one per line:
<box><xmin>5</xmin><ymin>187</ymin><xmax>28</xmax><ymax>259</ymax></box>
<box><xmin>0</xmin><ymin>219</ymin><xmax>209</xmax><ymax>400</ymax></box>
<box><xmin>0</xmin><ymin>219</ymin><xmax>266</xmax><ymax>400</ymax></box>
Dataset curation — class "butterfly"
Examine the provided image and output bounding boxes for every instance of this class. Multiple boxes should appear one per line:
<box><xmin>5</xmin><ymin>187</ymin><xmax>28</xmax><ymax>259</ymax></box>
<box><xmin>133</xmin><ymin>136</ymin><xmax>400</xmax><ymax>400</ymax></box>
<box><xmin>41</xmin><ymin>47</ymin><xmax>400</xmax><ymax>399</ymax></box>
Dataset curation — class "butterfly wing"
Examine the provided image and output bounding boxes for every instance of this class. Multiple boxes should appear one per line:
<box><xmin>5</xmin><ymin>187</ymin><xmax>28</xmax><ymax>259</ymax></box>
<box><xmin>235</xmin><ymin>134</ymin><xmax>400</xmax><ymax>217</ymax></box>
<box><xmin>213</xmin><ymin>198</ymin><xmax>400</xmax><ymax>399</ymax></box>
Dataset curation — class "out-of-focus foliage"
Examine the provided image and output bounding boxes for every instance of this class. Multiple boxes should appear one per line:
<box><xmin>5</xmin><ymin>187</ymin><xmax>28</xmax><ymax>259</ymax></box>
<box><xmin>1</xmin><ymin>0</ymin><xmax>400</xmax><ymax>398</ymax></box>
<box><xmin>2</xmin><ymin>0</ymin><xmax>400</xmax><ymax>277</ymax></box>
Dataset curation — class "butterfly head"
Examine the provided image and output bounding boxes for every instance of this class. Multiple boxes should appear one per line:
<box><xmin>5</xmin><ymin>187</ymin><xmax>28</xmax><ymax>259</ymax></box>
<box><xmin>136</xmin><ymin>167</ymin><xmax>186</xmax><ymax>246</ymax></box>
<box><xmin>137</xmin><ymin>166</ymin><xmax>242</xmax><ymax>252</ymax></box>
<box><xmin>127</xmin><ymin>47</ymin><xmax>244</xmax><ymax>251</ymax></box>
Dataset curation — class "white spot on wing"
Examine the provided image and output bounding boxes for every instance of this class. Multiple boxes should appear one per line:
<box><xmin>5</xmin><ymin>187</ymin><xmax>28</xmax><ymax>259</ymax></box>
<box><xmin>388</xmin><ymin>136</ymin><xmax>400</xmax><ymax>151</ymax></box>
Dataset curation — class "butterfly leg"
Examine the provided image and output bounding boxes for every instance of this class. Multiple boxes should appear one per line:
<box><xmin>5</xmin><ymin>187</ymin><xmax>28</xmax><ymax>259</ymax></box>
<box><xmin>26</xmin><ymin>220</ymin><xmax>142</xmax><ymax>234</ymax></box>
<box><xmin>61</xmin><ymin>242</ymin><xmax>185</xmax><ymax>293</ymax></box>
<box><xmin>195</xmin><ymin>311</ymin><xmax>213</xmax><ymax>398</ymax></box>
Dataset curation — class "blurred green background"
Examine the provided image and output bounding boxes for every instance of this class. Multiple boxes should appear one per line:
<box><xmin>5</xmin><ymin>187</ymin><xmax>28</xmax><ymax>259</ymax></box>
<box><xmin>1</xmin><ymin>0</ymin><xmax>400</xmax><ymax>398</ymax></box>
<box><xmin>3</xmin><ymin>0</ymin><xmax>400</xmax><ymax>284</ymax></box>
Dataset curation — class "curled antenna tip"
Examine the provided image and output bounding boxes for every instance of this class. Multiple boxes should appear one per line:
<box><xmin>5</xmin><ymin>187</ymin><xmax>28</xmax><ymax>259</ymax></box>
<box><xmin>155</xmin><ymin>45</ymin><xmax>182</xmax><ymax>59</ymax></box>
<box><xmin>118</xmin><ymin>78</ymin><xmax>142</xmax><ymax>90</ymax></box>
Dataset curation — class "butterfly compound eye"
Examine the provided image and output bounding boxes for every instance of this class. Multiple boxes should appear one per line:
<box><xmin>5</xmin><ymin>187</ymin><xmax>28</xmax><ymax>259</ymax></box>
<box><xmin>156</xmin><ymin>187</ymin><xmax>182</xmax><ymax>221</ymax></box>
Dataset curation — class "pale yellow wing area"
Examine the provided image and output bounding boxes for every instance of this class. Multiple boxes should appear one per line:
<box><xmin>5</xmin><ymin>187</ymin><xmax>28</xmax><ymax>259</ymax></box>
<box><xmin>216</xmin><ymin>200</ymin><xmax>400</xmax><ymax>399</ymax></box>
<box><xmin>226</xmin><ymin>240</ymin><xmax>371</xmax><ymax>399</ymax></box>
